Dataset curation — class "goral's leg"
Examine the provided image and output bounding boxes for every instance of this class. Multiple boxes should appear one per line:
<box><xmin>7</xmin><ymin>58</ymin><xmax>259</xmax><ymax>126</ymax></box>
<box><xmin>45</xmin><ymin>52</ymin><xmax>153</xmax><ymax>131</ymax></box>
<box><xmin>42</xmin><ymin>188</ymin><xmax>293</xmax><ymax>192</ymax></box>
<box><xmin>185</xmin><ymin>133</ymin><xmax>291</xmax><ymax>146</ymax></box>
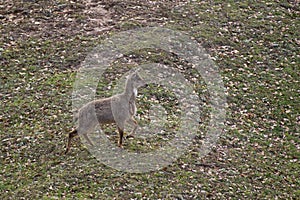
<box><xmin>65</xmin><ymin>129</ymin><xmax>78</xmax><ymax>154</ymax></box>
<box><xmin>117</xmin><ymin>126</ymin><xmax>124</xmax><ymax>148</ymax></box>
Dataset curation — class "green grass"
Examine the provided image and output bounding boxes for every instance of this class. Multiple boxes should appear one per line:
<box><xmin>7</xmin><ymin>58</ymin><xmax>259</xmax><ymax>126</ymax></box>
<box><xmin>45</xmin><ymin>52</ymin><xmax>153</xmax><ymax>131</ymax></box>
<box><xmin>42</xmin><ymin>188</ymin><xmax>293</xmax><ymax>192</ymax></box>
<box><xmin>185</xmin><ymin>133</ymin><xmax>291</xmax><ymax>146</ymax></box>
<box><xmin>1</xmin><ymin>0</ymin><xmax>299</xmax><ymax>199</ymax></box>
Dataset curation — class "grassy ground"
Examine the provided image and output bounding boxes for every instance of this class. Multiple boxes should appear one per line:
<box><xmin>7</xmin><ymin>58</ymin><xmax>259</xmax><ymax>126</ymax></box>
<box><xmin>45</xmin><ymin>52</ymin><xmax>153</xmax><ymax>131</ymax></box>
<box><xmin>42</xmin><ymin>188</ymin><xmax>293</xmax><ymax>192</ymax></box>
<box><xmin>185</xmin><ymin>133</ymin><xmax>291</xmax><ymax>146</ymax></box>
<box><xmin>1</xmin><ymin>0</ymin><xmax>299</xmax><ymax>199</ymax></box>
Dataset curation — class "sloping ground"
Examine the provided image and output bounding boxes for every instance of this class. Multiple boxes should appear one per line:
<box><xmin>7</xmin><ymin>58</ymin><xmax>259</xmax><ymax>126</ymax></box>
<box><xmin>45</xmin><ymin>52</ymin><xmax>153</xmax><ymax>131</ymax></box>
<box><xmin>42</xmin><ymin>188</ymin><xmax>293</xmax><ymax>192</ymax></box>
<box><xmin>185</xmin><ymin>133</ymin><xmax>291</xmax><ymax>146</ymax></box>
<box><xmin>0</xmin><ymin>0</ymin><xmax>299</xmax><ymax>199</ymax></box>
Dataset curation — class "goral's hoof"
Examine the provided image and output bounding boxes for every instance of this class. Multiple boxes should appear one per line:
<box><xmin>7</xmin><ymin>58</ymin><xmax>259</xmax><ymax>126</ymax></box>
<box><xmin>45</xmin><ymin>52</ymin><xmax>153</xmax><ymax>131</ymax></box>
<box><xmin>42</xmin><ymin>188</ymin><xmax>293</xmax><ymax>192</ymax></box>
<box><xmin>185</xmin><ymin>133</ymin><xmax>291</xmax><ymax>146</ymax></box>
<box><xmin>125</xmin><ymin>135</ymin><xmax>135</xmax><ymax>139</ymax></box>
<box><xmin>118</xmin><ymin>143</ymin><xmax>123</xmax><ymax>148</ymax></box>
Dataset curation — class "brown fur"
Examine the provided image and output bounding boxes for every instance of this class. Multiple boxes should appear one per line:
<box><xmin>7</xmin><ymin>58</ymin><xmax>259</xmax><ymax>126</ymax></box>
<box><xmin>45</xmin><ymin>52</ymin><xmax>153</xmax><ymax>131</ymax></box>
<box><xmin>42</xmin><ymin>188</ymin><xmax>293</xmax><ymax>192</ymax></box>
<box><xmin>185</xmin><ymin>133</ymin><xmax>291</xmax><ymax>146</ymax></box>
<box><xmin>65</xmin><ymin>71</ymin><xmax>144</xmax><ymax>154</ymax></box>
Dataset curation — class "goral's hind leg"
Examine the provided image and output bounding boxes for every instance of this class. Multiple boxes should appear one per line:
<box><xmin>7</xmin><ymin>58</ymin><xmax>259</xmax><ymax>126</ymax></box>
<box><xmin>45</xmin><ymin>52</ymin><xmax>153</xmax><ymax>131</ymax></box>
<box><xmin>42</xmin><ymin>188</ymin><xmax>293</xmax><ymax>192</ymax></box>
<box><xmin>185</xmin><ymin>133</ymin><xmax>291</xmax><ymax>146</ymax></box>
<box><xmin>117</xmin><ymin>126</ymin><xmax>124</xmax><ymax>148</ymax></box>
<box><xmin>65</xmin><ymin>128</ymin><xmax>78</xmax><ymax>154</ymax></box>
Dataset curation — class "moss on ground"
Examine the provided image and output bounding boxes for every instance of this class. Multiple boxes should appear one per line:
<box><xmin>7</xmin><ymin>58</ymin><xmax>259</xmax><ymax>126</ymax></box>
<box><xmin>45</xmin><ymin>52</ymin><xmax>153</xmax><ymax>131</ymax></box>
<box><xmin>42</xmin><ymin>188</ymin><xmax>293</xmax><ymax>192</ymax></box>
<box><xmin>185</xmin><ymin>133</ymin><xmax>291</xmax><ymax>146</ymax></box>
<box><xmin>0</xmin><ymin>0</ymin><xmax>299</xmax><ymax>199</ymax></box>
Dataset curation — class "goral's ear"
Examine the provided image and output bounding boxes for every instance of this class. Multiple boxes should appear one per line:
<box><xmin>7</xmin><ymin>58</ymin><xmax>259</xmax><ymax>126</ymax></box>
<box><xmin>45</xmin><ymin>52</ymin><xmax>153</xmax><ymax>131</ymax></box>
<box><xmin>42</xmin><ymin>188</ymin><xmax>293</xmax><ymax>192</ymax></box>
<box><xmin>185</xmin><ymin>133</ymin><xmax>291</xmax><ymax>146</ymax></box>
<box><xmin>131</xmin><ymin>68</ymin><xmax>140</xmax><ymax>78</ymax></box>
<box><xmin>127</xmin><ymin>68</ymin><xmax>140</xmax><ymax>79</ymax></box>
<box><xmin>130</xmin><ymin>70</ymin><xmax>137</xmax><ymax>77</ymax></box>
